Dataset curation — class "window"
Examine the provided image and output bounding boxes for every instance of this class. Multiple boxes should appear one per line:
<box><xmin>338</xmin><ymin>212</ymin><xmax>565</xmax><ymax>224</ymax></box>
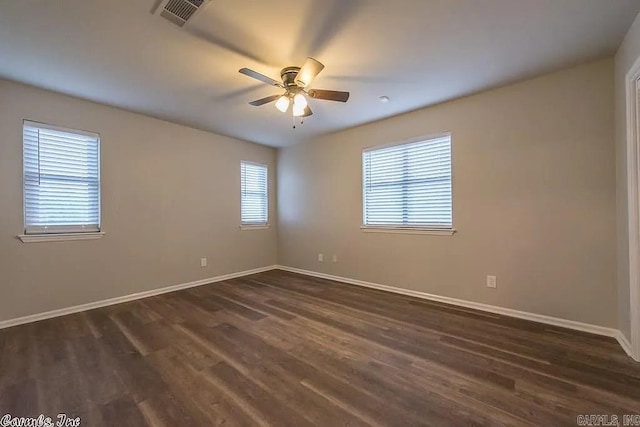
<box><xmin>362</xmin><ymin>134</ymin><xmax>452</xmax><ymax>231</ymax></box>
<box><xmin>240</xmin><ymin>161</ymin><xmax>268</xmax><ymax>226</ymax></box>
<box><xmin>23</xmin><ymin>121</ymin><xmax>101</xmax><ymax>236</ymax></box>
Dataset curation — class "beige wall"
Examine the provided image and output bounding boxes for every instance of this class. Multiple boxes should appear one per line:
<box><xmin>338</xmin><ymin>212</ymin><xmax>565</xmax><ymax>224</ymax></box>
<box><xmin>0</xmin><ymin>57</ymin><xmax>620</xmax><ymax>329</ymax></box>
<box><xmin>0</xmin><ymin>79</ymin><xmax>277</xmax><ymax>322</ymax></box>
<box><xmin>615</xmin><ymin>13</ymin><xmax>640</xmax><ymax>341</ymax></box>
<box><xmin>278</xmin><ymin>58</ymin><xmax>617</xmax><ymax>328</ymax></box>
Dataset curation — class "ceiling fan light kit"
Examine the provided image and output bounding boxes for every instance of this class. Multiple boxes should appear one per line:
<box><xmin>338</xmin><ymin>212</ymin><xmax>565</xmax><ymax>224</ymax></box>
<box><xmin>275</xmin><ymin>95</ymin><xmax>290</xmax><ymax>113</ymax></box>
<box><xmin>238</xmin><ymin>57</ymin><xmax>350</xmax><ymax>127</ymax></box>
<box><xmin>293</xmin><ymin>93</ymin><xmax>308</xmax><ymax>109</ymax></box>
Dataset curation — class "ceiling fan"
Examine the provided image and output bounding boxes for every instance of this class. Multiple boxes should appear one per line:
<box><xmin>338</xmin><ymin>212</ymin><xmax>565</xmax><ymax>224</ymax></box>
<box><xmin>239</xmin><ymin>57</ymin><xmax>350</xmax><ymax>119</ymax></box>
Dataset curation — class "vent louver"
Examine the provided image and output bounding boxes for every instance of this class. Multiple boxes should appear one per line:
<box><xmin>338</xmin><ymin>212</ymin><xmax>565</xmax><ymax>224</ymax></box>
<box><xmin>156</xmin><ymin>0</ymin><xmax>209</xmax><ymax>27</ymax></box>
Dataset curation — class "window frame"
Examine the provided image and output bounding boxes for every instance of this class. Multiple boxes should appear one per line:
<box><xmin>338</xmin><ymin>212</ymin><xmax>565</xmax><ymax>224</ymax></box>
<box><xmin>361</xmin><ymin>132</ymin><xmax>455</xmax><ymax>236</ymax></box>
<box><xmin>19</xmin><ymin>120</ymin><xmax>104</xmax><ymax>243</ymax></box>
<box><xmin>240</xmin><ymin>160</ymin><xmax>269</xmax><ymax>230</ymax></box>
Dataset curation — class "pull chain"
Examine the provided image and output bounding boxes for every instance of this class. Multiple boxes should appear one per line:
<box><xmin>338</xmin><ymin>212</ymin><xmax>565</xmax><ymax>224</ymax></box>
<box><xmin>292</xmin><ymin>115</ymin><xmax>304</xmax><ymax>129</ymax></box>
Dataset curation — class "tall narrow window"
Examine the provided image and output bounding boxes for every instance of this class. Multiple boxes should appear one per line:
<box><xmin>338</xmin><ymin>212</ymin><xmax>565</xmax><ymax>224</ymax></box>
<box><xmin>362</xmin><ymin>134</ymin><xmax>452</xmax><ymax>229</ymax></box>
<box><xmin>23</xmin><ymin>121</ymin><xmax>101</xmax><ymax>234</ymax></box>
<box><xmin>240</xmin><ymin>161</ymin><xmax>268</xmax><ymax>226</ymax></box>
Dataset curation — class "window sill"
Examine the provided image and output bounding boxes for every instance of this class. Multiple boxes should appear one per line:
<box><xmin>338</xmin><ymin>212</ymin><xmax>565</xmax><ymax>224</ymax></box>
<box><xmin>239</xmin><ymin>224</ymin><xmax>270</xmax><ymax>231</ymax></box>
<box><xmin>18</xmin><ymin>232</ymin><xmax>105</xmax><ymax>243</ymax></box>
<box><xmin>361</xmin><ymin>226</ymin><xmax>456</xmax><ymax>236</ymax></box>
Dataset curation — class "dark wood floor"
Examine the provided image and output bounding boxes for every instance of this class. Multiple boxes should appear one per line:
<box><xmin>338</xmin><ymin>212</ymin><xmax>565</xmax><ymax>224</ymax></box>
<box><xmin>1</xmin><ymin>270</ymin><xmax>639</xmax><ymax>426</ymax></box>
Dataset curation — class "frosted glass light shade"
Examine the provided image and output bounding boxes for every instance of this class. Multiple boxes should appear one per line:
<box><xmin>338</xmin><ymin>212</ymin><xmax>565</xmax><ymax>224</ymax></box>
<box><xmin>275</xmin><ymin>95</ymin><xmax>290</xmax><ymax>113</ymax></box>
<box><xmin>292</xmin><ymin>104</ymin><xmax>305</xmax><ymax>117</ymax></box>
<box><xmin>293</xmin><ymin>93</ymin><xmax>308</xmax><ymax>110</ymax></box>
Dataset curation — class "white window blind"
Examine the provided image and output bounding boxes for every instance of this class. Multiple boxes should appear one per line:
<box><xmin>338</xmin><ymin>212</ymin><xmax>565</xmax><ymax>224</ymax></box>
<box><xmin>363</xmin><ymin>134</ymin><xmax>452</xmax><ymax>229</ymax></box>
<box><xmin>23</xmin><ymin>121</ymin><xmax>101</xmax><ymax>234</ymax></box>
<box><xmin>241</xmin><ymin>161</ymin><xmax>268</xmax><ymax>225</ymax></box>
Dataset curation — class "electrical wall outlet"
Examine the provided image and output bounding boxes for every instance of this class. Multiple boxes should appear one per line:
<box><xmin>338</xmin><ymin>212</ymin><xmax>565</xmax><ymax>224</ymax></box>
<box><xmin>318</xmin><ymin>253</ymin><xmax>324</xmax><ymax>262</ymax></box>
<box><xmin>200</xmin><ymin>257</ymin><xmax>207</xmax><ymax>268</ymax></box>
<box><xmin>486</xmin><ymin>275</ymin><xmax>497</xmax><ymax>288</ymax></box>
<box><xmin>332</xmin><ymin>254</ymin><xmax>338</xmax><ymax>263</ymax></box>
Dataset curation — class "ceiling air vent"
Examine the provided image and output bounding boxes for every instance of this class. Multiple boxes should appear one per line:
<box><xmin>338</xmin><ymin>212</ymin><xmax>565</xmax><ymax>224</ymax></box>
<box><xmin>153</xmin><ymin>0</ymin><xmax>210</xmax><ymax>27</ymax></box>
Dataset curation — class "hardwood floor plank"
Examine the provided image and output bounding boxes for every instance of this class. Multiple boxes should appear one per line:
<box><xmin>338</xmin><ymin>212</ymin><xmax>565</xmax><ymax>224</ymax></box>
<box><xmin>193</xmin><ymin>291</ymin><xmax>268</xmax><ymax>321</ymax></box>
<box><xmin>159</xmin><ymin>294</ymin><xmax>222</xmax><ymax>327</ymax></box>
<box><xmin>0</xmin><ymin>378</ymin><xmax>39</xmax><ymax>415</ymax></box>
<box><xmin>214</xmin><ymin>282</ymin><xmax>297</xmax><ymax>320</ymax></box>
<box><xmin>206</xmin><ymin>361</ymin><xmax>312</xmax><ymax>427</ymax></box>
<box><xmin>138</xmin><ymin>392</ymin><xmax>201</xmax><ymax>427</ymax></box>
<box><xmin>266</xmin><ymin>298</ymin><xmax>517</xmax><ymax>390</ymax></box>
<box><xmin>146</xmin><ymin>346</ymin><xmax>256</xmax><ymax>426</ymax></box>
<box><xmin>247</xmin><ymin>312</ymin><xmax>546</xmax><ymax>426</ymax></box>
<box><xmin>1</xmin><ymin>270</ymin><xmax>638</xmax><ymax>425</ymax></box>
<box><xmin>245</xmin><ymin>316</ymin><xmax>530</xmax><ymax>426</ymax></box>
<box><xmin>100</xmin><ymin>397</ymin><xmax>149</xmax><ymax>427</ymax></box>
<box><xmin>111</xmin><ymin>353</ymin><xmax>167</xmax><ymax>403</ymax></box>
<box><xmin>208</xmin><ymin>322</ymin><xmax>439</xmax><ymax>426</ymax></box>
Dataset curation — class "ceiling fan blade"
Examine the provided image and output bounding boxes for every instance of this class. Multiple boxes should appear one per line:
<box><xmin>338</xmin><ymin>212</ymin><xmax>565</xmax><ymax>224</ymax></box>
<box><xmin>249</xmin><ymin>94</ymin><xmax>282</xmax><ymax>106</ymax></box>
<box><xmin>295</xmin><ymin>57</ymin><xmax>325</xmax><ymax>87</ymax></box>
<box><xmin>308</xmin><ymin>89</ymin><xmax>350</xmax><ymax>102</ymax></box>
<box><xmin>302</xmin><ymin>106</ymin><xmax>313</xmax><ymax>117</ymax></box>
<box><xmin>239</xmin><ymin>68</ymin><xmax>283</xmax><ymax>87</ymax></box>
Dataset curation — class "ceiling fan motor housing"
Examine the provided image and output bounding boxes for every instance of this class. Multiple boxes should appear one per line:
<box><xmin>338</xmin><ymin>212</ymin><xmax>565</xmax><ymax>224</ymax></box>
<box><xmin>281</xmin><ymin>67</ymin><xmax>302</xmax><ymax>90</ymax></box>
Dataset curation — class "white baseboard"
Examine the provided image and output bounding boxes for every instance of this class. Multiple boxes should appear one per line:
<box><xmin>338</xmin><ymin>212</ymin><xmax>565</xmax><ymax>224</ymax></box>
<box><xmin>2</xmin><ymin>263</ymin><xmax>634</xmax><ymax>361</ymax></box>
<box><xmin>276</xmin><ymin>265</ymin><xmax>636</xmax><ymax>359</ymax></box>
<box><xmin>615</xmin><ymin>331</ymin><xmax>636</xmax><ymax>360</ymax></box>
<box><xmin>0</xmin><ymin>265</ymin><xmax>278</xmax><ymax>330</ymax></box>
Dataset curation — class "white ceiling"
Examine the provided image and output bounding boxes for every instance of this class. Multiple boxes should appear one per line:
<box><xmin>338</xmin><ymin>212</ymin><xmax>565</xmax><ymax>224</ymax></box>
<box><xmin>1</xmin><ymin>0</ymin><xmax>639</xmax><ymax>147</ymax></box>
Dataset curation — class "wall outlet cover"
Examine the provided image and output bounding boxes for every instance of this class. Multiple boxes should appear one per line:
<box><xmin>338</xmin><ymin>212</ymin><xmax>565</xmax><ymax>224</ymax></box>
<box><xmin>487</xmin><ymin>275</ymin><xmax>497</xmax><ymax>288</ymax></box>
